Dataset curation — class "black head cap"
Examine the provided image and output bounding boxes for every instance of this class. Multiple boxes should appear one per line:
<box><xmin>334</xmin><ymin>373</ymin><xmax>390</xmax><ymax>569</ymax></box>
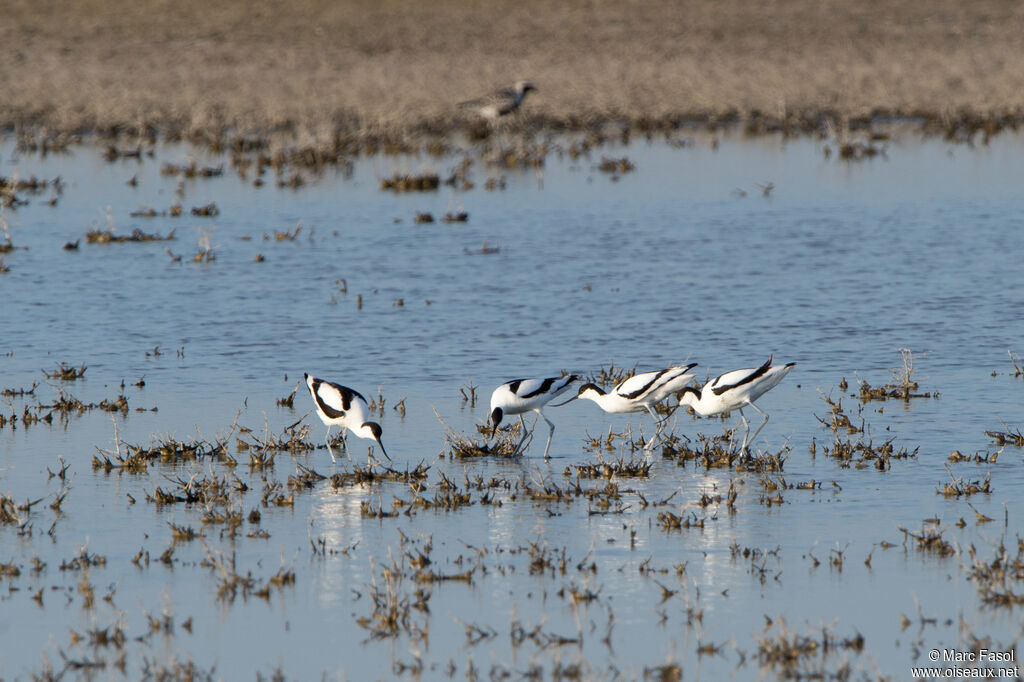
<box><xmin>489</xmin><ymin>407</ymin><xmax>503</xmax><ymax>437</ymax></box>
<box><xmin>364</xmin><ymin>422</ymin><xmax>389</xmax><ymax>460</ymax></box>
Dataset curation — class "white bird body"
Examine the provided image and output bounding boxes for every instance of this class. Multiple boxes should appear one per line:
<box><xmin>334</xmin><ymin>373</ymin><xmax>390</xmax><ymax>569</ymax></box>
<box><xmin>461</xmin><ymin>80</ymin><xmax>537</xmax><ymax>121</ymax></box>
<box><xmin>575</xmin><ymin>364</ymin><xmax>698</xmax><ymax>414</ymax></box>
<box><xmin>304</xmin><ymin>373</ymin><xmax>388</xmax><ymax>462</ymax></box>
<box><xmin>489</xmin><ymin>374</ymin><xmax>579</xmax><ymax>458</ymax></box>
<box><xmin>571</xmin><ymin>364</ymin><xmax>698</xmax><ymax>449</ymax></box>
<box><xmin>677</xmin><ymin>356</ymin><xmax>795</xmax><ymax>453</ymax></box>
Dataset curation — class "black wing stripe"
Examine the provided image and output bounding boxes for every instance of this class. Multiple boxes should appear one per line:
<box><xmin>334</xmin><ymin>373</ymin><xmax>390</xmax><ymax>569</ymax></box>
<box><xmin>311</xmin><ymin>379</ymin><xmax>366</xmax><ymax>417</ymax></box>
<box><xmin>711</xmin><ymin>356</ymin><xmax>773</xmax><ymax>396</ymax></box>
<box><xmin>521</xmin><ymin>377</ymin><xmax>557</xmax><ymax>399</ymax></box>
<box><xmin>312</xmin><ymin>381</ymin><xmax>347</xmax><ymax>419</ymax></box>
<box><xmin>621</xmin><ymin>369</ymin><xmax>667</xmax><ymax>400</ymax></box>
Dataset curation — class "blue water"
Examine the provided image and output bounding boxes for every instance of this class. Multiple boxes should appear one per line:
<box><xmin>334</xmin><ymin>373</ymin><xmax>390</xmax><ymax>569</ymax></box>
<box><xmin>0</xmin><ymin>128</ymin><xmax>1022</xmax><ymax>680</ymax></box>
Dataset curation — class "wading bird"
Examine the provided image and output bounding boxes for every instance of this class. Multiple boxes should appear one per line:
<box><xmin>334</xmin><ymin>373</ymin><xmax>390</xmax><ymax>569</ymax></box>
<box><xmin>676</xmin><ymin>356</ymin><xmax>795</xmax><ymax>454</ymax></box>
<box><xmin>558</xmin><ymin>364</ymin><xmax>698</xmax><ymax>450</ymax></box>
<box><xmin>460</xmin><ymin>80</ymin><xmax>538</xmax><ymax>121</ymax></box>
<box><xmin>304</xmin><ymin>373</ymin><xmax>389</xmax><ymax>463</ymax></box>
<box><xmin>489</xmin><ymin>374</ymin><xmax>579</xmax><ymax>458</ymax></box>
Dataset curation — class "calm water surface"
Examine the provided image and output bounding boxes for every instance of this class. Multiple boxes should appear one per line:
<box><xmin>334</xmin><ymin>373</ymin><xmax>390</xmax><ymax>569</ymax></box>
<box><xmin>0</xmin><ymin>129</ymin><xmax>1022</xmax><ymax>680</ymax></box>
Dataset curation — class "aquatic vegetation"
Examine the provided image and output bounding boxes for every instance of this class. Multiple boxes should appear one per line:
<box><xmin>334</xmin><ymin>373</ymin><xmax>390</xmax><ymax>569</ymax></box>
<box><xmin>857</xmin><ymin>348</ymin><xmax>935</xmax><ymax>402</ymax></box>
<box><xmin>1009</xmin><ymin>349</ymin><xmax>1023</xmax><ymax>378</ymax></box>
<box><xmin>0</xmin><ymin>125</ymin><xmax>1021</xmax><ymax>681</ymax></box>
<box><xmin>986</xmin><ymin>427</ymin><xmax>1023</xmax><ymax>447</ymax></box>
<box><xmin>42</xmin><ymin>362</ymin><xmax>87</xmax><ymax>381</ymax></box>
<box><xmin>938</xmin><ymin>467</ymin><xmax>992</xmax><ymax>498</ymax></box>
<box><xmin>814</xmin><ymin>389</ymin><xmax>918</xmax><ymax>469</ymax></box>
<box><xmin>899</xmin><ymin>522</ymin><xmax>956</xmax><ymax>558</ymax></box>
<box><xmin>756</xmin><ymin>618</ymin><xmax>864</xmax><ymax>676</ymax></box>
<box><xmin>567</xmin><ymin>455</ymin><xmax>652</xmax><ymax>479</ymax></box>
<box><xmin>268</xmin><ymin>221</ymin><xmax>302</xmax><ymax>241</ymax></box>
<box><xmin>966</xmin><ymin>535</ymin><xmax>1024</xmax><ymax>607</ymax></box>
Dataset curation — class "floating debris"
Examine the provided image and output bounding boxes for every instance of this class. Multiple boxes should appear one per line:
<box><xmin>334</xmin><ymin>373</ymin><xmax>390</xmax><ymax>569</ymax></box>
<box><xmin>42</xmin><ymin>362</ymin><xmax>87</xmax><ymax>381</ymax></box>
<box><xmin>463</xmin><ymin>240</ymin><xmax>500</xmax><ymax>255</ymax></box>
<box><xmin>85</xmin><ymin>228</ymin><xmax>176</xmax><ymax>244</ymax></box>
<box><xmin>267</xmin><ymin>222</ymin><xmax>302</xmax><ymax>241</ymax></box>
<box><xmin>1</xmin><ymin>174</ymin><xmax>61</xmax><ymax>208</ymax></box>
<box><xmin>191</xmin><ymin>203</ymin><xmax>219</xmax><ymax>217</ymax></box>
<box><xmin>104</xmin><ymin>145</ymin><xmax>147</xmax><ymax>161</ymax></box>
<box><xmin>598</xmin><ymin>156</ymin><xmax>636</xmax><ymax>174</ymax></box>
<box><xmin>161</xmin><ymin>162</ymin><xmax>223</xmax><ymax>178</ymax></box>
<box><xmin>380</xmin><ymin>173</ymin><xmax>439</xmax><ymax>192</ymax></box>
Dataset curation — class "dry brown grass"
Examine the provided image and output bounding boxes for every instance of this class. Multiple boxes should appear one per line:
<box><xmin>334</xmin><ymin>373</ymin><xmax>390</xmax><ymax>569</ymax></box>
<box><xmin>3</xmin><ymin>0</ymin><xmax>1024</xmax><ymax>142</ymax></box>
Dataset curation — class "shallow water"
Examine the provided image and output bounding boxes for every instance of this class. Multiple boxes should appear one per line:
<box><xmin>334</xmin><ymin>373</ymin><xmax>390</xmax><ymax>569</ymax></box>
<box><xmin>1</xmin><ymin>129</ymin><xmax>1022</xmax><ymax>680</ymax></box>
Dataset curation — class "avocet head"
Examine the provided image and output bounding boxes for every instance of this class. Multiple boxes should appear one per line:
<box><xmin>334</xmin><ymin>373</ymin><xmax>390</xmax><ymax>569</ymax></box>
<box><xmin>489</xmin><ymin>407</ymin><xmax>504</xmax><ymax>437</ymax></box>
<box><xmin>676</xmin><ymin>385</ymin><xmax>701</xmax><ymax>407</ymax></box>
<box><xmin>552</xmin><ymin>382</ymin><xmax>598</xmax><ymax>403</ymax></box>
<box><xmin>362</xmin><ymin>421</ymin><xmax>389</xmax><ymax>461</ymax></box>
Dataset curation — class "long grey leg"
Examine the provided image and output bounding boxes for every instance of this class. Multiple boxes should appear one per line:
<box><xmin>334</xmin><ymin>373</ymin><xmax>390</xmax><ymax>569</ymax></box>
<box><xmin>513</xmin><ymin>414</ymin><xmax>532</xmax><ymax>455</ymax></box>
<box><xmin>538</xmin><ymin>410</ymin><xmax>556</xmax><ymax>459</ymax></box>
<box><xmin>325</xmin><ymin>425</ymin><xmax>337</xmax><ymax>462</ymax></box>
<box><xmin>736</xmin><ymin>408</ymin><xmax>750</xmax><ymax>454</ymax></box>
<box><xmin>644</xmin><ymin>405</ymin><xmax>665</xmax><ymax>450</ymax></box>
<box><xmin>746</xmin><ymin>402</ymin><xmax>770</xmax><ymax>451</ymax></box>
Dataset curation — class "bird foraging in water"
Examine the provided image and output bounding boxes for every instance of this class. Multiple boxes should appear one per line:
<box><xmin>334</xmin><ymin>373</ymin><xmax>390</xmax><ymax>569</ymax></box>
<box><xmin>460</xmin><ymin>80</ymin><xmax>538</xmax><ymax>121</ymax></box>
<box><xmin>558</xmin><ymin>364</ymin><xmax>698</xmax><ymax>450</ymax></box>
<box><xmin>304</xmin><ymin>373</ymin><xmax>389</xmax><ymax>463</ymax></box>
<box><xmin>489</xmin><ymin>374</ymin><xmax>579</xmax><ymax>458</ymax></box>
<box><xmin>676</xmin><ymin>356</ymin><xmax>795</xmax><ymax>454</ymax></box>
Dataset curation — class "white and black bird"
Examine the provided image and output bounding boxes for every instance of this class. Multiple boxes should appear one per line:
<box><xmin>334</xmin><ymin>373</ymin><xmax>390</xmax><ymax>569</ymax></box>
<box><xmin>676</xmin><ymin>356</ymin><xmax>795</xmax><ymax>454</ymax></box>
<box><xmin>460</xmin><ymin>80</ymin><xmax>538</xmax><ymax>121</ymax></box>
<box><xmin>489</xmin><ymin>374</ymin><xmax>579</xmax><ymax>458</ymax></box>
<box><xmin>558</xmin><ymin>364</ymin><xmax>698</xmax><ymax>450</ymax></box>
<box><xmin>304</xmin><ymin>373</ymin><xmax>389</xmax><ymax>463</ymax></box>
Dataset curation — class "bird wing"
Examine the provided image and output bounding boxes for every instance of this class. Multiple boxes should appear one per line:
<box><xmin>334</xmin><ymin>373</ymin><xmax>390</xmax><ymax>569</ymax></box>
<box><xmin>505</xmin><ymin>376</ymin><xmax>573</xmax><ymax>399</ymax></box>
<box><xmin>315</xmin><ymin>380</ymin><xmax>366</xmax><ymax>414</ymax></box>
<box><xmin>650</xmin><ymin>365</ymin><xmax>697</xmax><ymax>398</ymax></box>
<box><xmin>615</xmin><ymin>369</ymin><xmax>668</xmax><ymax>400</ymax></box>
<box><xmin>710</xmin><ymin>356</ymin><xmax>773</xmax><ymax>396</ymax></box>
<box><xmin>503</xmin><ymin>378</ymin><xmax>530</xmax><ymax>396</ymax></box>
<box><xmin>459</xmin><ymin>87</ymin><xmax>514</xmax><ymax>108</ymax></box>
